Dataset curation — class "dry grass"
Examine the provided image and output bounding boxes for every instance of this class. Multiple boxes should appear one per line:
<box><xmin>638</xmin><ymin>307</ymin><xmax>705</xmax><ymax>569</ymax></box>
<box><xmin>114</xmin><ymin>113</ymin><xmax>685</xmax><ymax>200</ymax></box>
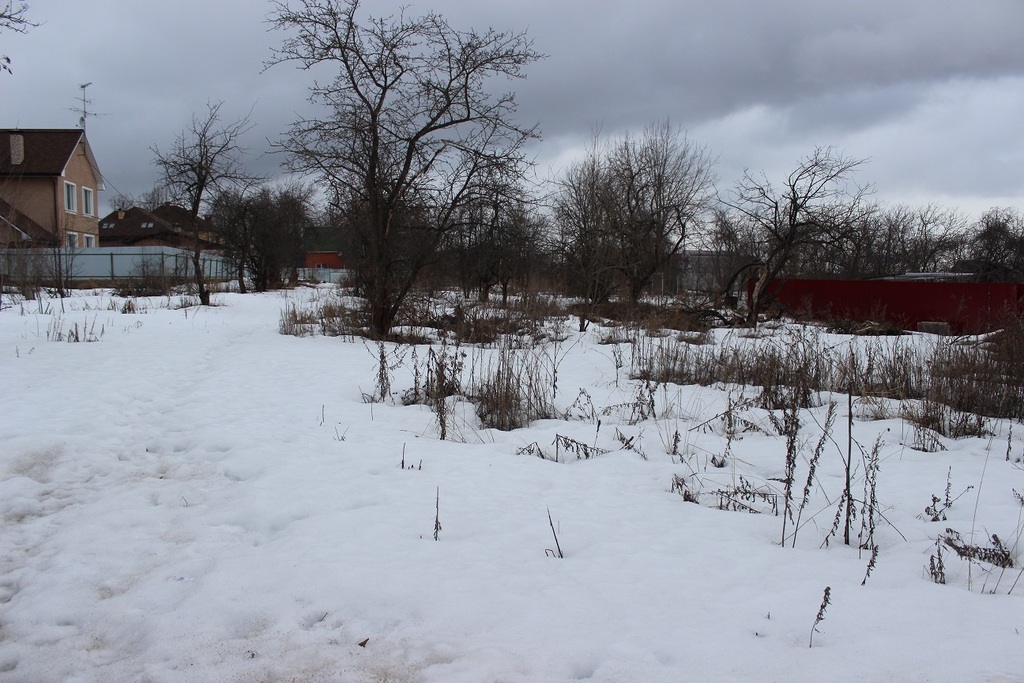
<box><xmin>633</xmin><ymin>319</ymin><xmax>1024</xmax><ymax>426</ymax></box>
<box><xmin>283</xmin><ymin>286</ymin><xmax>1024</xmax><ymax>439</ymax></box>
<box><xmin>470</xmin><ymin>340</ymin><xmax>556</xmax><ymax>431</ymax></box>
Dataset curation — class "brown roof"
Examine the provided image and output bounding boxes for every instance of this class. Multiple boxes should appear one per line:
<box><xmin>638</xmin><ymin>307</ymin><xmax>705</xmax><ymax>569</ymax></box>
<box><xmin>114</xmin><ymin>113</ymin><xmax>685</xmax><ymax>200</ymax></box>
<box><xmin>0</xmin><ymin>196</ymin><xmax>55</xmax><ymax>244</ymax></box>
<box><xmin>0</xmin><ymin>129</ymin><xmax>86</xmax><ymax>176</ymax></box>
<box><xmin>97</xmin><ymin>206</ymin><xmax>219</xmax><ymax>249</ymax></box>
<box><xmin>151</xmin><ymin>204</ymin><xmax>214</xmax><ymax>233</ymax></box>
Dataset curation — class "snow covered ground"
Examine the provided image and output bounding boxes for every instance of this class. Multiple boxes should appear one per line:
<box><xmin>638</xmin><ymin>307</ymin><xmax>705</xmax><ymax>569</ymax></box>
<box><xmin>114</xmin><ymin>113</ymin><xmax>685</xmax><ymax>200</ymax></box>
<box><xmin>1</xmin><ymin>288</ymin><xmax>1023</xmax><ymax>682</ymax></box>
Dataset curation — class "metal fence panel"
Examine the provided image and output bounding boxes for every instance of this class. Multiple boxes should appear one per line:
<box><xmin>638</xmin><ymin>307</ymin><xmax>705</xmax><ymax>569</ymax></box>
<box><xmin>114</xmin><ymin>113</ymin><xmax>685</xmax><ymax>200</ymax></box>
<box><xmin>0</xmin><ymin>247</ymin><xmax>231</xmax><ymax>282</ymax></box>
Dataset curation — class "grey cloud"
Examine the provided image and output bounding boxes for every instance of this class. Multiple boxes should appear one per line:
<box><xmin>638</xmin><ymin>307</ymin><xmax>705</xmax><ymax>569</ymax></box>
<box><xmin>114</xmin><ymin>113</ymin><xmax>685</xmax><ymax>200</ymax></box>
<box><xmin>1</xmin><ymin>0</ymin><xmax>1020</xmax><ymax>217</ymax></box>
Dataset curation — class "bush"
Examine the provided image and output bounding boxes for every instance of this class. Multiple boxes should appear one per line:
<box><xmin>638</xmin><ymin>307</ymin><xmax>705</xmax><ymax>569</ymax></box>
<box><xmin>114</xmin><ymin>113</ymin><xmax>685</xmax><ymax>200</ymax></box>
<box><xmin>471</xmin><ymin>341</ymin><xmax>556</xmax><ymax>431</ymax></box>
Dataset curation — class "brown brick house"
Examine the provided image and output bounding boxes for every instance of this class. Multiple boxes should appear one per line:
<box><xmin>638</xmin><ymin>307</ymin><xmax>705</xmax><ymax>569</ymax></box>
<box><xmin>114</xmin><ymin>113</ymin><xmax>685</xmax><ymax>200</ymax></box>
<box><xmin>0</xmin><ymin>129</ymin><xmax>104</xmax><ymax>247</ymax></box>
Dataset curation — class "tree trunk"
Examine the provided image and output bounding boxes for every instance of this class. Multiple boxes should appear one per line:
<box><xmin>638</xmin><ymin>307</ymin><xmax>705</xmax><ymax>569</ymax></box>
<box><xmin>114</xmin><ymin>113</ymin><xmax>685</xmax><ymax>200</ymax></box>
<box><xmin>192</xmin><ymin>248</ymin><xmax>210</xmax><ymax>306</ymax></box>
<box><xmin>747</xmin><ymin>268</ymin><xmax>770</xmax><ymax>325</ymax></box>
<box><xmin>236</xmin><ymin>260</ymin><xmax>247</xmax><ymax>294</ymax></box>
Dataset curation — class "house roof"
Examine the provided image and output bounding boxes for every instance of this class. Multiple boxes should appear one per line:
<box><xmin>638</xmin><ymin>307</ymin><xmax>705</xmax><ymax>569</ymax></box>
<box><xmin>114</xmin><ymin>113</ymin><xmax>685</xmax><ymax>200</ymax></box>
<box><xmin>97</xmin><ymin>205</ymin><xmax>218</xmax><ymax>249</ymax></box>
<box><xmin>98</xmin><ymin>206</ymin><xmax>171</xmax><ymax>241</ymax></box>
<box><xmin>151</xmin><ymin>204</ymin><xmax>215</xmax><ymax>232</ymax></box>
<box><xmin>0</xmin><ymin>196</ymin><xmax>55</xmax><ymax>244</ymax></box>
<box><xmin>0</xmin><ymin>129</ymin><xmax>105</xmax><ymax>189</ymax></box>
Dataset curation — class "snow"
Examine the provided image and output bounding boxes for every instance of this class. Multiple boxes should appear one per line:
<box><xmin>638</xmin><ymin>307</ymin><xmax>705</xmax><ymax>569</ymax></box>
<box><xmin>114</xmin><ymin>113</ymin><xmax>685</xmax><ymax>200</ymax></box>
<box><xmin>1</xmin><ymin>288</ymin><xmax>1023</xmax><ymax>682</ymax></box>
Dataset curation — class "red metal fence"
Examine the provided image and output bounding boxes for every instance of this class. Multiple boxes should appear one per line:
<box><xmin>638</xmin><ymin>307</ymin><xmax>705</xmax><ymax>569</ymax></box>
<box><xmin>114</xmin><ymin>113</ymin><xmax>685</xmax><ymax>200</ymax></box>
<box><xmin>756</xmin><ymin>278</ymin><xmax>1024</xmax><ymax>334</ymax></box>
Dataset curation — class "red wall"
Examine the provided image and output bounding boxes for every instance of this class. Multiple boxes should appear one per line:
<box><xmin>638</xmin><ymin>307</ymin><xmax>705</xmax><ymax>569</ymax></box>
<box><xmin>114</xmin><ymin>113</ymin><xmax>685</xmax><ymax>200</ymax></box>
<box><xmin>757</xmin><ymin>278</ymin><xmax>1023</xmax><ymax>334</ymax></box>
<box><xmin>305</xmin><ymin>251</ymin><xmax>345</xmax><ymax>269</ymax></box>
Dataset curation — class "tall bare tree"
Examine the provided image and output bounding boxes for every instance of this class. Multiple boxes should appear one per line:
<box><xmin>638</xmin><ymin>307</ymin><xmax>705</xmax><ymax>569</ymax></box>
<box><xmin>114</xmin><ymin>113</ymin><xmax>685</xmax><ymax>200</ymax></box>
<box><xmin>553</xmin><ymin>145</ymin><xmax>620</xmax><ymax>320</ymax></box>
<box><xmin>267</xmin><ymin>0</ymin><xmax>542</xmax><ymax>337</ymax></box>
<box><xmin>601</xmin><ymin>122</ymin><xmax>716</xmax><ymax>303</ymax></box>
<box><xmin>728</xmin><ymin>147</ymin><xmax>871</xmax><ymax>323</ymax></box>
<box><xmin>152</xmin><ymin>102</ymin><xmax>258</xmax><ymax>305</ymax></box>
<box><xmin>553</xmin><ymin>123</ymin><xmax>716</xmax><ymax>316</ymax></box>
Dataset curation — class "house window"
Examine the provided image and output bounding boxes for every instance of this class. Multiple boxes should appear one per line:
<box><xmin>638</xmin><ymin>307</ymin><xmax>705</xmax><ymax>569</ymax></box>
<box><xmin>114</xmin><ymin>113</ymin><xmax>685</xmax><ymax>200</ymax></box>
<box><xmin>142</xmin><ymin>221</ymin><xmax>155</xmax><ymax>229</ymax></box>
<box><xmin>84</xmin><ymin>234</ymin><xmax>95</xmax><ymax>247</ymax></box>
<box><xmin>66</xmin><ymin>231</ymin><xmax>79</xmax><ymax>248</ymax></box>
<box><xmin>82</xmin><ymin>187</ymin><xmax>94</xmax><ymax>216</ymax></box>
<box><xmin>64</xmin><ymin>181</ymin><xmax>77</xmax><ymax>213</ymax></box>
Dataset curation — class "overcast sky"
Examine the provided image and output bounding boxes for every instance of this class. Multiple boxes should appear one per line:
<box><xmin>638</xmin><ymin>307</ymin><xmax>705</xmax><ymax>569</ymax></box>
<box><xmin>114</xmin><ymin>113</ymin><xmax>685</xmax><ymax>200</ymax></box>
<box><xmin>2</xmin><ymin>0</ymin><xmax>1022</xmax><ymax>219</ymax></box>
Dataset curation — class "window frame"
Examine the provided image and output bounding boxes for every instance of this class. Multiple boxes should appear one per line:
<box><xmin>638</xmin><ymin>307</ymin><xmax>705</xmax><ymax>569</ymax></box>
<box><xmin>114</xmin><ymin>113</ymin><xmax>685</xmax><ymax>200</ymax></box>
<box><xmin>64</xmin><ymin>181</ymin><xmax>77</xmax><ymax>213</ymax></box>
<box><xmin>66</xmin><ymin>231</ymin><xmax>79</xmax><ymax>249</ymax></box>
<box><xmin>82</xmin><ymin>187</ymin><xmax>94</xmax><ymax>217</ymax></box>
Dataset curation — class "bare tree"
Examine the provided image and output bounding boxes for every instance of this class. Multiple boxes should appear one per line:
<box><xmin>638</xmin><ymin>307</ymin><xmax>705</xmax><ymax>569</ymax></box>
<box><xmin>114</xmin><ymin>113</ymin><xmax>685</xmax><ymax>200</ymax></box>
<box><xmin>206</xmin><ymin>186</ymin><xmax>254</xmax><ymax>293</ymax></box>
<box><xmin>438</xmin><ymin>176</ymin><xmax>545</xmax><ymax>303</ymax></box>
<box><xmin>209</xmin><ymin>181</ymin><xmax>315</xmax><ymax>293</ymax></box>
<box><xmin>553</xmin><ymin>145</ymin><xmax>620</xmax><ymax>323</ymax></box>
<box><xmin>885</xmin><ymin>204</ymin><xmax>966</xmax><ymax>274</ymax></box>
<box><xmin>267</xmin><ymin>0</ymin><xmax>542</xmax><ymax>337</ymax></box>
<box><xmin>1</xmin><ymin>1</ymin><xmax>36</xmax><ymax>75</ymax></box>
<box><xmin>967</xmin><ymin>207</ymin><xmax>1024</xmax><ymax>281</ymax></box>
<box><xmin>553</xmin><ymin>123</ymin><xmax>716</xmax><ymax>320</ymax></box>
<box><xmin>791</xmin><ymin>203</ymin><xmax>967</xmax><ymax>279</ymax></box>
<box><xmin>492</xmin><ymin>196</ymin><xmax>547</xmax><ymax>304</ymax></box>
<box><xmin>152</xmin><ymin>102</ymin><xmax>258</xmax><ymax>305</ymax></box>
<box><xmin>109</xmin><ymin>186</ymin><xmax>172</xmax><ymax>212</ymax></box>
<box><xmin>600</xmin><ymin>121</ymin><xmax>716</xmax><ymax>303</ymax></box>
<box><xmin>697</xmin><ymin>208</ymin><xmax>758</xmax><ymax>301</ymax></box>
<box><xmin>728</xmin><ymin>147</ymin><xmax>871</xmax><ymax>323</ymax></box>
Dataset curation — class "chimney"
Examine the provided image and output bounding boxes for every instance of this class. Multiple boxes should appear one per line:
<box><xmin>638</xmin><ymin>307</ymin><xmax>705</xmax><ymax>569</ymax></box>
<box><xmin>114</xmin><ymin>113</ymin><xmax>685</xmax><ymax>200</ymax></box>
<box><xmin>117</xmin><ymin>211</ymin><xmax>125</xmax><ymax>220</ymax></box>
<box><xmin>10</xmin><ymin>134</ymin><xmax>25</xmax><ymax>165</ymax></box>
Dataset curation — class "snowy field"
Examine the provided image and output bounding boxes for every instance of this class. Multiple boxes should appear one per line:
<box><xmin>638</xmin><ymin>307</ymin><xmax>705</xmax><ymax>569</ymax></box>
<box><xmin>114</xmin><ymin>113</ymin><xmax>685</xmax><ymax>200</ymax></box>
<box><xmin>1</xmin><ymin>288</ymin><xmax>1023</xmax><ymax>682</ymax></box>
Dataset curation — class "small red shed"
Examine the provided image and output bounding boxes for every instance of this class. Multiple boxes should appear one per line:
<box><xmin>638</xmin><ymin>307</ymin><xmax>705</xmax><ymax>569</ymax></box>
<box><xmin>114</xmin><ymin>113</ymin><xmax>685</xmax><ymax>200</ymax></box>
<box><xmin>305</xmin><ymin>251</ymin><xmax>346</xmax><ymax>269</ymax></box>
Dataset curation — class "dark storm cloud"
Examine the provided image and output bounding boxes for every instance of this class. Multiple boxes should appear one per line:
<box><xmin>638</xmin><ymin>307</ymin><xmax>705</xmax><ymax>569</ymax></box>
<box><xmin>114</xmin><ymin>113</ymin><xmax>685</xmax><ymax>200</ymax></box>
<box><xmin>1</xmin><ymin>0</ymin><xmax>1021</xmax><ymax>216</ymax></box>
<box><xmin>471</xmin><ymin>0</ymin><xmax>1023</xmax><ymax>127</ymax></box>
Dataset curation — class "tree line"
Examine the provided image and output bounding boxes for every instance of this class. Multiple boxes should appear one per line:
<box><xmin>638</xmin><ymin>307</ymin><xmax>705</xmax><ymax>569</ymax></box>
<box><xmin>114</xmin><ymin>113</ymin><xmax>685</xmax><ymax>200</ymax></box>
<box><xmin>118</xmin><ymin>0</ymin><xmax>1021</xmax><ymax>336</ymax></box>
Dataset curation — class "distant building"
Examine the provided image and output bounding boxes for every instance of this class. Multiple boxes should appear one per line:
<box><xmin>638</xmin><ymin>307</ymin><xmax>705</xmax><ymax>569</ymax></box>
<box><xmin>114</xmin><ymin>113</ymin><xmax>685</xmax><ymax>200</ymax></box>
<box><xmin>304</xmin><ymin>251</ymin><xmax>346</xmax><ymax>270</ymax></box>
<box><xmin>97</xmin><ymin>205</ymin><xmax>219</xmax><ymax>250</ymax></box>
<box><xmin>0</xmin><ymin>129</ymin><xmax>104</xmax><ymax>247</ymax></box>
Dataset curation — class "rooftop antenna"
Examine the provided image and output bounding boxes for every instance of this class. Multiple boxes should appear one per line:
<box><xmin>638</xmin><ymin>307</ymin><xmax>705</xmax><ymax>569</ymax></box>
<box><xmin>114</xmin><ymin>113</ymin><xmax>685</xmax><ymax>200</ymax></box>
<box><xmin>70</xmin><ymin>82</ymin><xmax>100</xmax><ymax>130</ymax></box>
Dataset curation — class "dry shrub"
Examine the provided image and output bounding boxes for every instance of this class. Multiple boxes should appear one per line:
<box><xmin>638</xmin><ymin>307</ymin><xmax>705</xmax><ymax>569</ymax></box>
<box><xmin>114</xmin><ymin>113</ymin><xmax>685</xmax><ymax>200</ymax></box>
<box><xmin>279</xmin><ymin>288</ymin><xmax>362</xmax><ymax>338</ymax></box>
<box><xmin>111</xmin><ymin>259</ymin><xmax>181</xmax><ymax>297</ymax></box>
<box><xmin>470</xmin><ymin>340</ymin><xmax>555</xmax><ymax>431</ymax></box>
<box><xmin>928</xmin><ymin>322</ymin><xmax>1024</xmax><ymax>420</ymax></box>
<box><xmin>636</xmin><ymin>315</ymin><xmax>1024</xmax><ymax>427</ymax></box>
<box><xmin>507</xmin><ymin>290</ymin><xmax>571</xmax><ymax>328</ymax></box>
<box><xmin>279</xmin><ymin>303</ymin><xmax>321</xmax><ymax>337</ymax></box>
<box><xmin>826</xmin><ymin>317</ymin><xmax>906</xmax><ymax>336</ymax></box>
<box><xmin>571</xmin><ymin>300</ymin><xmax>714</xmax><ymax>333</ymax></box>
<box><xmin>441</xmin><ymin>303</ymin><xmax>521</xmax><ymax>345</ymax></box>
<box><xmin>633</xmin><ymin>328</ymin><xmax>826</xmax><ymax>409</ymax></box>
<box><xmin>393</xmin><ymin>291</ymin><xmax>559</xmax><ymax>344</ymax></box>
<box><xmin>596</xmin><ymin>324</ymin><xmax>635</xmax><ymax>345</ymax></box>
<box><xmin>837</xmin><ymin>339</ymin><xmax>923</xmax><ymax>401</ymax></box>
<box><xmin>940</xmin><ymin>529</ymin><xmax>1015</xmax><ymax>569</ymax></box>
<box><xmin>398</xmin><ymin>340</ymin><xmax>467</xmax><ymax>438</ymax></box>
<box><xmin>901</xmin><ymin>398</ymin><xmax>990</xmax><ymax>444</ymax></box>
